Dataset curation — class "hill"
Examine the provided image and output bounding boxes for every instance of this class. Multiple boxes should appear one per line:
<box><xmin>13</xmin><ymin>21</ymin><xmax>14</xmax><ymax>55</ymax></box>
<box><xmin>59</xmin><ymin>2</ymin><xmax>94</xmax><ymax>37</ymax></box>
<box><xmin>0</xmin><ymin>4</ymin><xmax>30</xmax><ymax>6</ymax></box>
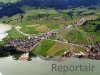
<box><xmin>81</xmin><ymin>19</ymin><xmax>100</xmax><ymax>43</ymax></box>
<box><xmin>16</xmin><ymin>0</ymin><xmax>100</xmax><ymax>9</ymax></box>
<box><xmin>0</xmin><ymin>0</ymin><xmax>100</xmax><ymax>17</ymax></box>
<box><xmin>0</xmin><ymin>0</ymin><xmax>19</xmax><ymax>3</ymax></box>
<box><xmin>0</xmin><ymin>3</ymin><xmax>24</xmax><ymax>17</ymax></box>
<box><xmin>0</xmin><ymin>0</ymin><xmax>100</xmax><ymax>8</ymax></box>
<box><xmin>58</xmin><ymin>28</ymin><xmax>92</xmax><ymax>45</ymax></box>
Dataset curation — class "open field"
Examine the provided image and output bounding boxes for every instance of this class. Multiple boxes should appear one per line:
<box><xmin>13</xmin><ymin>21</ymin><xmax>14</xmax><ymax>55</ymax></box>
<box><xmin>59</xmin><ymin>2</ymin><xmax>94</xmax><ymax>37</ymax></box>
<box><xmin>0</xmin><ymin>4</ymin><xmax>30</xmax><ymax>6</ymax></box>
<box><xmin>32</xmin><ymin>39</ymin><xmax>86</xmax><ymax>57</ymax></box>
<box><xmin>32</xmin><ymin>39</ymin><xmax>56</xmax><ymax>56</ymax></box>
<box><xmin>58</xmin><ymin>28</ymin><xmax>92</xmax><ymax>45</ymax></box>
<box><xmin>20</xmin><ymin>24</ymin><xmax>49</xmax><ymax>34</ymax></box>
<box><xmin>0</xmin><ymin>0</ymin><xmax>19</xmax><ymax>3</ymax></box>
<box><xmin>34</xmin><ymin>25</ymin><xmax>49</xmax><ymax>33</ymax></box>
<box><xmin>3</xmin><ymin>27</ymin><xmax>25</xmax><ymax>43</ymax></box>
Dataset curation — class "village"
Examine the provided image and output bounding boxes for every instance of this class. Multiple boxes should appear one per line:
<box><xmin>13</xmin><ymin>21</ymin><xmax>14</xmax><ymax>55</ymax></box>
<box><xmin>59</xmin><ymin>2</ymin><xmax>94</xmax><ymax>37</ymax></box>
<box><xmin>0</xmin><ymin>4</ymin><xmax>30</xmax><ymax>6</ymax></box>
<box><xmin>0</xmin><ymin>18</ymin><xmax>99</xmax><ymax>61</ymax></box>
<box><xmin>0</xmin><ymin>1</ymin><xmax>100</xmax><ymax>75</ymax></box>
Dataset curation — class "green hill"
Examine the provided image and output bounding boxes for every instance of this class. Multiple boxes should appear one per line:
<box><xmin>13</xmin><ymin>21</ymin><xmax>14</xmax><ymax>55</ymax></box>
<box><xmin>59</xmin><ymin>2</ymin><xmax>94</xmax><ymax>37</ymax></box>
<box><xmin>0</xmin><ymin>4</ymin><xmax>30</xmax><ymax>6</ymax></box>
<box><xmin>81</xmin><ymin>19</ymin><xmax>100</xmax><ymax>43</ymax></box>
<box><xmin>58</xmin><ymin>28</ymin><xmax>92</xmax><ymax>45</ymax></box>
<box><xmin>0</xmin><ymin>0</ymin><xmax>19</xmax><ymax>3</ymax></box>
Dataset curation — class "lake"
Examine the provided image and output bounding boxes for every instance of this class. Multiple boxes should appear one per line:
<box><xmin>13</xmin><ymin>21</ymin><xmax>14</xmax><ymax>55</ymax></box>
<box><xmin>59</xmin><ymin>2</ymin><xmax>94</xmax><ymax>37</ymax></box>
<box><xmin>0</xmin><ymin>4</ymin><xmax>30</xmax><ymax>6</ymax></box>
<box><xmin>0</xmin><ymin>57</ymin><xmax>100</xmax><ymax>75</ymax></box>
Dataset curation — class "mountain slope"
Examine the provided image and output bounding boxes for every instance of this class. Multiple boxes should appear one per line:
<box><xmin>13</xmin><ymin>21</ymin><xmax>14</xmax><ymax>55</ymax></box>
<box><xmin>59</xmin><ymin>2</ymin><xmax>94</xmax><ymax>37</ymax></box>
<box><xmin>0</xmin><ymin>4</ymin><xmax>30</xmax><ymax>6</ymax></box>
<box><xmin>15</xmin><ymin>0</ymin><xmax>100</xmax><ymax>9</ymax></box>
<box><xmin>0</xmin><ymin>0</ymin><xmax>100</xmax><ymax>17</ymax></box>
<box><xmin>0</xmin><ymin>0</ymin><xmax>20</xmax><ymax>3</ymax></box>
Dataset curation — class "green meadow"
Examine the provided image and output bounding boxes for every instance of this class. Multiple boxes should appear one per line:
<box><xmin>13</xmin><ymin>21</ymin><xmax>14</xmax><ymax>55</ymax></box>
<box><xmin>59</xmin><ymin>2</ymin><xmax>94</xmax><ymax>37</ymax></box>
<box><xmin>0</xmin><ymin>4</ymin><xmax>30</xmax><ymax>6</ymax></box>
<box><xmin>0</xmin><ymin>0</ymin><xmax>19</xmax><ymax>3</ymax></box>
<box><xmin>32</xmin><ymin>39</ymin><xmax>86</xmax><ymax>57</ymax></box>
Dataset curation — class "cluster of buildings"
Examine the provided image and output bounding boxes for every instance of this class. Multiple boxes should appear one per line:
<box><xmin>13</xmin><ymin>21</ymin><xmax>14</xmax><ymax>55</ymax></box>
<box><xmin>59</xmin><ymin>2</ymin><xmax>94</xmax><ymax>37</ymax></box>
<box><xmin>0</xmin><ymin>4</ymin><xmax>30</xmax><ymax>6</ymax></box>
<box><xmin>6</xmin><ymin>32</ymin><xmax>55</xmax><ymax>52</ymax></box>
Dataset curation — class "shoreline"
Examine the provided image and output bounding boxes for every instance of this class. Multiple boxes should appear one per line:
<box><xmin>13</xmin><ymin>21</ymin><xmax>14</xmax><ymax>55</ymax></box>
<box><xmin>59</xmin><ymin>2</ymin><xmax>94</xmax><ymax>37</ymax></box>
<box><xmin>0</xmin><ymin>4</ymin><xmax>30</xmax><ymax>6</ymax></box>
<box><xmin>0</xmin><ymin>23</ymin><xmax>12</xmax><ymax>41</ymax></box>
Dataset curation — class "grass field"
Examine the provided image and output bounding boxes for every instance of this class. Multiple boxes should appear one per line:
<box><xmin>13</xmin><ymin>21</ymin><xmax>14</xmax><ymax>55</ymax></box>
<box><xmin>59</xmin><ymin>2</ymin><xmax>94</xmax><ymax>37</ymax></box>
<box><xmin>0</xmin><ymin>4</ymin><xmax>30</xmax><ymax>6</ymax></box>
<box><xmin>34</xmin><ymin>25</ymin><xmax>49</xmax><ymax>33</ymax></box>
<box><xmin>0</xmin><ymin>0</ymin><xmax>19</xmax><ymax>3</ymax></box>
<box><xmin>3</xmin><ymin>27</ymin><xmax>25</xmax><ymax>43</ymax></box>
<box><xmin>20</xmin><ymin>25</ymin><xmax>39</xmax><ymax>34</ymax></box>
<box><xmin>58</xmin><ymin>28</ymin><xmax>92</xmax><ymax>45</ymax></box>
<box><xmin>32</xmin><ymin>39</ymin><xmax>56</xmax><ymax>56</ymax></box>
<box><xmin>32</xmin><ymin>39</ymin><xmax>86</xmax><ymax>57</ymax></box>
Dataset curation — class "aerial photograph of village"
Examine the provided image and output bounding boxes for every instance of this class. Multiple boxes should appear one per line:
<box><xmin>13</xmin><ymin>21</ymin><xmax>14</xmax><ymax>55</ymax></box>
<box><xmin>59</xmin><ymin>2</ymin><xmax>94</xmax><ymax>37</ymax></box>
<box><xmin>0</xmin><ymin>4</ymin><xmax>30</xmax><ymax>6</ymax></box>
<box><xmin>0</xmin><ymin>0</ymin><xmax>100</xmax><ymax>75</ymax></box>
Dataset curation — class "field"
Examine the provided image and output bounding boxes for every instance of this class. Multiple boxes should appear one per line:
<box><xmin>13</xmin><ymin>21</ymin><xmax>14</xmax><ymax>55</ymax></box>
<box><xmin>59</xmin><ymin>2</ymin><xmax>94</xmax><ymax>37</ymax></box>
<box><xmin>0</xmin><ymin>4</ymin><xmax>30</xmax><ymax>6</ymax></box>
<box><xmin>32</xmin><ymin>39</ymin><xmax>86</xmax><ymax>57</ymax></box>
<box><xmin>0</xmin><ymin>0</ymin><xmax>19</xmax><ymax>3</ymax></box>
<box><xmin>58</xmin><ymin>28</ymin><xmax>92</xmax><ymax>45</ymax></box>
<box><xmin>19</xmin><ymin>24</ymin><xmax>49</xmax><ymax>34</ymax></box>
<box><xmin>32</xmin><ymin>39</ymin><xmax>56</xmax><ymax>56</ymax></box>
<box><xmin>3</xmin><ymin>27</ymin><xmax>25</xmax><ymax>43</ymax></box>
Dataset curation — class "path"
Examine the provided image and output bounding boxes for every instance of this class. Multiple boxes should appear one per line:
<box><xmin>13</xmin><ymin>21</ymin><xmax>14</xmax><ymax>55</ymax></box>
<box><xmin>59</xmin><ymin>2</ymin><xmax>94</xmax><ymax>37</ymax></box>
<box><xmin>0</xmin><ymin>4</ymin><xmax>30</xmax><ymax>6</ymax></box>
<box><xmin>15</xmin><ymin>26</ymin><xmax>29</xmax><ymax>36</ymax></box>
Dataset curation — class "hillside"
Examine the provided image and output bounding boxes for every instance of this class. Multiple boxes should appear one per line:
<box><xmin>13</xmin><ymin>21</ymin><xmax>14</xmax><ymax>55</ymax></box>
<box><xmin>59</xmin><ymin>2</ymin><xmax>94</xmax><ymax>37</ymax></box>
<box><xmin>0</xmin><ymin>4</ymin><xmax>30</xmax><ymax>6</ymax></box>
<box><xmin>0</xmin><ymin>3</ymin><xmax>24</xmax><ymax>17</ymax></box>
<box><xmin>0</xmin><ymin>0</ymin><xmax>19</xmax><ymax>3</ymax></box>
<box><xmin>0</xmin><ymin>0</ymin><xmax>100</xmax><ymax>8</ymax></box>
<box><xmin>0</xmin><ymin>0</ymin><xmax>100</xmax><ymax>18</ymax></box>
<box><xmin>81</xmin><ymin>19</ymin><xmax>100</xmax><ymax>43</ymax></box>
<box><xmin>16</xmin><ymin>0</ymin><xmax>100</xmax><ymax>9</ymax></box>
<box><xmin>58</xmin><ymin>28</ymin><xmax>92</xmax><ymax>45</ymax></box>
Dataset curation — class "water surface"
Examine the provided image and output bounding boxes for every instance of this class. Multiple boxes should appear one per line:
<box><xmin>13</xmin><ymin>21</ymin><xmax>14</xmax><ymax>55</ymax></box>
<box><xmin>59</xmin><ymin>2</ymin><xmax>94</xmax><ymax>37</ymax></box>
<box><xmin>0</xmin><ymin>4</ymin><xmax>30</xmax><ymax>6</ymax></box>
<box><xmin>0</xmin><ymin>57</ymin><xmax>99</xmax><ymax>75</ymax></box>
